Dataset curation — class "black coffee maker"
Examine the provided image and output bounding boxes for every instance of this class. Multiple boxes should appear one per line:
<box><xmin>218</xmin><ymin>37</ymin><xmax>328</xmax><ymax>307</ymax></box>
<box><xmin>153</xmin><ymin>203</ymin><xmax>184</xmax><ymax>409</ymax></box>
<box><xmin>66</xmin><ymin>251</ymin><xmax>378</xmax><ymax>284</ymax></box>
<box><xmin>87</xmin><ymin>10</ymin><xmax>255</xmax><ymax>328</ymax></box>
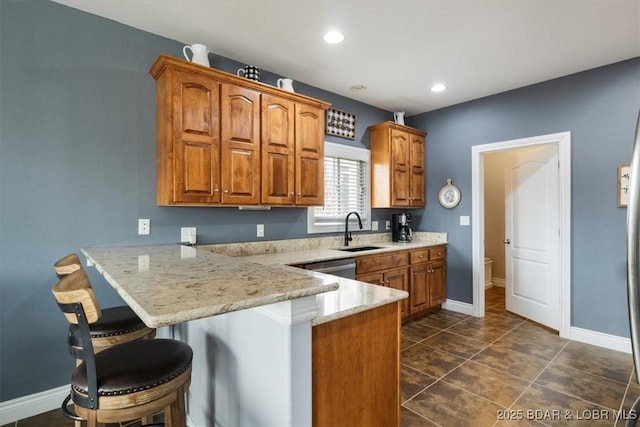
<box><xmin>391</xmin><ymin>213</ymin><xmax>413</xmax><ymax>242</ymax></box>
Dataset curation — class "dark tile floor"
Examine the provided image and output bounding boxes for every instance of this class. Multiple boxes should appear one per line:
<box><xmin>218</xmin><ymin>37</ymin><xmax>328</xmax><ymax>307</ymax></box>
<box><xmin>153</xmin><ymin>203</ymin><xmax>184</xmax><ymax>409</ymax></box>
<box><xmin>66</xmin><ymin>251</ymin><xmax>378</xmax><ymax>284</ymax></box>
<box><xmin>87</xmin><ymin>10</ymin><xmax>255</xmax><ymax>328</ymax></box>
<box><xmin>402</xmin><ymin>286</ymin><xmax>640</xmax><ymax>427</ymax></box>
<box><xmin>5</xmin><ymin>287</ymin><xmax>639</xmax><ymax>427</ymax></box>
<box><xmin>0</xmin><ymin>410</ymin><xmax>161</xmax><ymax>427</ymax></box>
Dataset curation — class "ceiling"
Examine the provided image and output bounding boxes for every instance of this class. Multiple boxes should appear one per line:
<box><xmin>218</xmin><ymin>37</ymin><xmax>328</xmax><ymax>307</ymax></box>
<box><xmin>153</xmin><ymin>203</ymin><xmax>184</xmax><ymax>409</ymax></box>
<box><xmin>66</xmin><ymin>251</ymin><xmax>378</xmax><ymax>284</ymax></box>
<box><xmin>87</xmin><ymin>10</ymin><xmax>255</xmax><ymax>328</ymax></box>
<box><xmin>52</xmin><ymin>0</ymin><xmax>640</xmax><ymax>116</ymax></box>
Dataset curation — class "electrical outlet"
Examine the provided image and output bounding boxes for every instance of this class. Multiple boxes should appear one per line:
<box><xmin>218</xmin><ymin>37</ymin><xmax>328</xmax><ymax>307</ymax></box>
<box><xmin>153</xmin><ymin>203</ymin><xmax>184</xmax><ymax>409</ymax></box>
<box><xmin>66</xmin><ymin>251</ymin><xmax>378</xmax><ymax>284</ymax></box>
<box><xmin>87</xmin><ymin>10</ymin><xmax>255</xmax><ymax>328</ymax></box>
<box><xmin>257</xmin><ymin>224</ymin><xmax>264</xmax><ymax>237</ymax></box>
<box><xmin>372</xmin><ymin>221</ymin><xmax>378</xmax><ymax>231</ymax></box>
<box><xmin>385</xmin><ymin>220</ymin><xmax>391</xmax><ymax>230</ymax></box>
<box><xmin>138</xmin><ymin>218</ymin><xmax>150</xmax><ymax>235</ymax></box>
<box><xmin>181</xmin><ymin>227</ymin><xmax>197</xmax><ymax>244</ymax></box>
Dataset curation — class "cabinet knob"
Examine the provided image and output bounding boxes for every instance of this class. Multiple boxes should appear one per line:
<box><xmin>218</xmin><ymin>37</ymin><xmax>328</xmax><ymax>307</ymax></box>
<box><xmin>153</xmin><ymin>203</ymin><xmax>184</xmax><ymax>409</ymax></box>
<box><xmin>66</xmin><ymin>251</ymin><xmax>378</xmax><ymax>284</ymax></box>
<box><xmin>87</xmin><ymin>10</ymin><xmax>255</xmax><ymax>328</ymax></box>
<box><xmin>297</xmin><ymin>192</ymin><xmax>301</xmax><ymax>196</ymax></box>
<box><xmin>213</xmin><ymin>188</ymin><xmax>220</xmax><ymax>192</ymax></box>
<box><xmin>223</xmin><ymin>189</ymin><xmax>229</xmax><ymax>193</ymax></box>
<box><xmin>289</xmin><ymin>192</ymin><xmax>295</xmax><ymax>196</ymax></box>
<box><xmin>418</xmin><ymin>255</ymin><xmax>424</xmax><ymax>258</ymax></box>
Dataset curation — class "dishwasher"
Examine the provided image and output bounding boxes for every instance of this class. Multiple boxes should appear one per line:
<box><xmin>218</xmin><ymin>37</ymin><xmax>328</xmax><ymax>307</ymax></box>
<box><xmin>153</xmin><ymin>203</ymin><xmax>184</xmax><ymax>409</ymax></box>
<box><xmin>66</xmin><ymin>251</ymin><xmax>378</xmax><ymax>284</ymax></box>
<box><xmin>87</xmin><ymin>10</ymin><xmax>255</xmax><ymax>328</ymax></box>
<box><xmin>302</xmin><ymin>257</ymin><xmax>356</xmax><ymax>280</ymax></box>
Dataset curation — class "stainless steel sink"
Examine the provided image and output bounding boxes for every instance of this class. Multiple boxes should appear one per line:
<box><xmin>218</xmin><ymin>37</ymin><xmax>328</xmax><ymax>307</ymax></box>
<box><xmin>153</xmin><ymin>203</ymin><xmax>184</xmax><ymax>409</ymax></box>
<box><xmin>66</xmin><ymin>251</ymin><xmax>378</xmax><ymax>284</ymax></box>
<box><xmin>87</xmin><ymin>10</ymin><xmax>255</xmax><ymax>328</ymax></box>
<box><xmin>337</xmin><ymin>246</ymin><xmax>383</xmax><ymax>253</ymax></box>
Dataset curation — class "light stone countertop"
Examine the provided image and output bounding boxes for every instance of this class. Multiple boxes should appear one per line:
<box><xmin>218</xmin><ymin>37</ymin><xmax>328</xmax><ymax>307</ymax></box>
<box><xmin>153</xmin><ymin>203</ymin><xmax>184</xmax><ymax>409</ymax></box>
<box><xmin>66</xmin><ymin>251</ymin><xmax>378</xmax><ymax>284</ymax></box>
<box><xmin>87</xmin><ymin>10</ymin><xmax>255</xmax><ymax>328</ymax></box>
<box><xmin>81</xmin><ymin>244</ymin><xmax>339</xmax><ymax>328</ymax></box>
<box><xmin>197</xmin><ymin>232</ymin><xmax>447</xmax><ymax>325</ymax></box>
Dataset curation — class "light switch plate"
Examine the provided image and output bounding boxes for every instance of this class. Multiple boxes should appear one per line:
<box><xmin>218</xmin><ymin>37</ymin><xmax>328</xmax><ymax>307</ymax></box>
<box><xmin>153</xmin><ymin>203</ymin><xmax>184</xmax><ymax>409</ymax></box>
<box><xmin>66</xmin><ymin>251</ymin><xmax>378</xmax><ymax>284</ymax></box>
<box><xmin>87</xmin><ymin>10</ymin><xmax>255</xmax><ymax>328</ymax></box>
<box><xmin>460</xmin><ymin>215</ymin><xmax>470</xmax><ymax>226</ymax></box>
<box><xmin>386</xmin><ymin>220</ymin><xmax>391</xmax><ymax>230</ymax></box>
<box><xmin>257</xmin><ymin>224</ymin><xmax>264</xmax><ymax>237</ymax></box>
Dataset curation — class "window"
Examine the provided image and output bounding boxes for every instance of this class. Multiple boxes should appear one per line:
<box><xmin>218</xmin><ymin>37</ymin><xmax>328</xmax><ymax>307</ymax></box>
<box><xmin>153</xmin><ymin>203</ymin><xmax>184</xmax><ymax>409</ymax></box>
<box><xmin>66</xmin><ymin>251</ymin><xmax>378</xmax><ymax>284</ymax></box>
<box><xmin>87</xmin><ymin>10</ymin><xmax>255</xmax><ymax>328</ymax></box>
<box><xmin>307</xmin><ymin>142</ymin><xmax>371</xmax><ymax>233</ymax></box>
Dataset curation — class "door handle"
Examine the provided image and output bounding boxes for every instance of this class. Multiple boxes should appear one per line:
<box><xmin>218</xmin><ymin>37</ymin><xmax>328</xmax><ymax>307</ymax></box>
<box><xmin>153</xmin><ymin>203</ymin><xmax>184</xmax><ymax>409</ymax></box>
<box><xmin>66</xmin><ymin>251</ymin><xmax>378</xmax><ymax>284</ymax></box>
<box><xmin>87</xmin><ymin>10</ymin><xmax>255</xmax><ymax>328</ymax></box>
<box><xmin>504</xmin><ymin>239</ymin><xmax>511</xmax><ymax>244</ymax></box>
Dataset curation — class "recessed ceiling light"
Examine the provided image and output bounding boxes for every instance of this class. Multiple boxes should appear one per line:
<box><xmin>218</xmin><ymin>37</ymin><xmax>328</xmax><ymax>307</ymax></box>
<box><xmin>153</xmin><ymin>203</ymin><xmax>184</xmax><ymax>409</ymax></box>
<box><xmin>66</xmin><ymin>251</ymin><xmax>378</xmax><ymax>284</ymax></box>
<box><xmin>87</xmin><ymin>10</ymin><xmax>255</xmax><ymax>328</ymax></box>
<box><xmin>324</xmin><ymin>30</ymin><xmax>344</xmax><ymax>44</ymax></box>
<box><xmin>349</xmin><ymin>85</ymin><xmax>367</xmax><ymax>92</ymax></box>
<box><xmin>431</xmin><ymin>83</ymin><xmax>447</xmax><ymax>92</ymax></box>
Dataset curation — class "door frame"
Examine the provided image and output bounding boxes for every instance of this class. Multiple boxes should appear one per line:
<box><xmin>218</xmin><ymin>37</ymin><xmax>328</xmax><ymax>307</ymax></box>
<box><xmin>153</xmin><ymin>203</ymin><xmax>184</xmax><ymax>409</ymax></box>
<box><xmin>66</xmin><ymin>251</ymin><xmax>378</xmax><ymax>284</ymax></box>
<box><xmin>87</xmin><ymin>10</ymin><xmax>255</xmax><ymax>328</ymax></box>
<box><xmin>471</xmin><ymin>132</ymin><xmax>571</xmax><ymax>338</ymax></box>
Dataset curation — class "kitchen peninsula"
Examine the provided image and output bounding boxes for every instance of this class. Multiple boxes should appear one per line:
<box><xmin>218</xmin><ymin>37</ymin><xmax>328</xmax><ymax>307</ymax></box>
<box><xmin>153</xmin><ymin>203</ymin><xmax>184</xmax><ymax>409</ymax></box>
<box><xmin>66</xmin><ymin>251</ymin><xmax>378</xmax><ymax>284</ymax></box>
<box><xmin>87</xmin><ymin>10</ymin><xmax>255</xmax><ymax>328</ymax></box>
<box><xmin>81</xmin><ymin>236</ymin><xmax>422</xmax><ymax>427</ymax></box>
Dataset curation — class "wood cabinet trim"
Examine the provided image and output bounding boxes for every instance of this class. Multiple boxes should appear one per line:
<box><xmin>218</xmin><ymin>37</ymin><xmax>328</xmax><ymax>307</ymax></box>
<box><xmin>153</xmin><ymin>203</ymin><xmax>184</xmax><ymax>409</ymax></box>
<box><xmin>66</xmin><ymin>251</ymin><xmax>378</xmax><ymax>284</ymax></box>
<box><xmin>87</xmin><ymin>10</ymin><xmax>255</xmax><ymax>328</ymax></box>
<box><xmin>355</xmin><ymin>245</ymin><xmax>447</xmax><ymax>320</ymax></box>
<box><xmin>151</xmin><ymin>54</ymin><xmax>330</xmax><ymax>207</ymax></box>
<box><xmin>150</xmin><ymin>54</ymin><xmax>330</xmax><ymax>110</ymax></box>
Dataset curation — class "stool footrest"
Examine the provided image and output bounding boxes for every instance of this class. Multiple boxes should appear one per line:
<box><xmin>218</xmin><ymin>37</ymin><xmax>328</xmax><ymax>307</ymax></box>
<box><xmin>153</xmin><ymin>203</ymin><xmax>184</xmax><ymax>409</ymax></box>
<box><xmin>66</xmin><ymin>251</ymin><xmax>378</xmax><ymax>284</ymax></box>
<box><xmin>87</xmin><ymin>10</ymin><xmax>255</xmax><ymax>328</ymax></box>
<box><xmin>60</xmin><ymin>393</ymin><xmax>83</xmax><ymax>422</ymax></box>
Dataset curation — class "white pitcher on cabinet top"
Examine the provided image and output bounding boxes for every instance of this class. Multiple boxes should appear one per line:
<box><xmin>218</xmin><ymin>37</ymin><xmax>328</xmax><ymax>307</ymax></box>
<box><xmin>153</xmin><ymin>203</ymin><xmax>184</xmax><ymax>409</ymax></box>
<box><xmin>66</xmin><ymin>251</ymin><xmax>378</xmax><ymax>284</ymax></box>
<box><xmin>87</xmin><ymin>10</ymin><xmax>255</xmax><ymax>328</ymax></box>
<box><xmin>183</xmin><ymin>44</ymin><xmax>210</xmax><ymax>67</ymax></box>
<box><xmin>277</xmin><ymin>78</ymin><xmax>295</xmax><ymax>92</ymax></box>
<box><xmin>394</xmin><ymin>111</ymin><xmax>405</xmax><ymax>125</ymax></box>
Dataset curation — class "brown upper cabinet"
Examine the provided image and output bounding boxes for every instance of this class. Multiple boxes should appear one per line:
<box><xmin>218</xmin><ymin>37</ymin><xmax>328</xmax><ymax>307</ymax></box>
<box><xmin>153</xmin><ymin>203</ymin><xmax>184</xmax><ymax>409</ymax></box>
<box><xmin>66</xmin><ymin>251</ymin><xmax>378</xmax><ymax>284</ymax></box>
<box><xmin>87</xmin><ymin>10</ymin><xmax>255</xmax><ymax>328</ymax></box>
<box><xmin>368</xmin><ymin>121</ymin><xmax>427</xmax><ymax>208</ymax></box>
<box><xmin>150</xmin><ymin>54</ymin><xmax>330</xmax><ymax>206</ymax></box>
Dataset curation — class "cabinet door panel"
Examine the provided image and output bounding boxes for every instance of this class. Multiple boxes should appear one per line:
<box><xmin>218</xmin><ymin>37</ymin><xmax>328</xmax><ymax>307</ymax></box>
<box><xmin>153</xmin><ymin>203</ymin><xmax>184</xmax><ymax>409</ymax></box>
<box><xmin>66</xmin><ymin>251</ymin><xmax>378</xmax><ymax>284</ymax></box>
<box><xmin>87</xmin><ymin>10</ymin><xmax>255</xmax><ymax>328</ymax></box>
<box><xmin>356</xmin><ymin>272</ymin><xmax>384</xmax><ymax>286</ymax></box>
<box><xmin>429</xmin><ymin>260</ymin><xmax>447</xmax><ymax>306</ymax></box>
<box><xmin>390</xmin><ymin>128</ymin><xmax>410</xmax><ymax>206</ymax></box>
<box><xmin>409</xmin><ymin>264</ymin><xmax>429</xmax><ymax>314</ymax></box>
<box><xmin>220</xmin><ymin>84</ymin><xmax>261</xmax><ymax>205</ymax></box>
<box><xmin>262</xmin><ymin>94</ymin><xmax>295</xmax><ymax>204</ymax></box>
<box><xmin>181</xmin><ymin>142</ymin><xmax>212</xmax><ymax>193</ymax></box>
<box><xmin>295</xmin><ymin>104</ymin><xmax>324</xmax><ymax>206</ymax></box>
<box><xmin>384</xmin><ymin>268</ymin><xmax>409</xmax><ymax>319</ymax></box>
<box><xmin>172</xmin><ymin>72</ymin><xmax>220</xmax><ymax>204</ymax></box>
<box><xmin>409</xmin><ymin>133</ymin><xmax>425</xmax><ymax>207</ymax></box>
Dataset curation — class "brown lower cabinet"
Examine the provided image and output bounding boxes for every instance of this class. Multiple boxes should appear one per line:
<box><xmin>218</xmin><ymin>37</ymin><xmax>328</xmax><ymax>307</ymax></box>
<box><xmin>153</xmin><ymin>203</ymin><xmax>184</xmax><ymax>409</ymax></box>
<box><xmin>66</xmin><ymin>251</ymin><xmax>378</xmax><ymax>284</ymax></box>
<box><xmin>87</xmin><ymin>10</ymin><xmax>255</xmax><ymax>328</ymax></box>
<box><xmin>312</xmin><ymin>301</ymin><xmax>401</xmax><ymax>427</ymax></box>
<box><xmin>356</xmin><ymin>245</ymin><xmax>447</xmax><ymax>321</ymax></box>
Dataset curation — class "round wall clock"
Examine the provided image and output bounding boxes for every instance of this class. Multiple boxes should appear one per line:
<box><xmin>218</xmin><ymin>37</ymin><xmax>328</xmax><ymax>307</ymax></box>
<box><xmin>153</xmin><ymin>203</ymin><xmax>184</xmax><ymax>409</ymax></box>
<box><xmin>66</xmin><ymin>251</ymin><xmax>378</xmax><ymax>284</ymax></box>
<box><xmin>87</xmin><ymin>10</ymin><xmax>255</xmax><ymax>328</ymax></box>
<box><xmin>438</xmin><ymin>178</ymin><xmax>461</xmax><ymax>208</ymax></box>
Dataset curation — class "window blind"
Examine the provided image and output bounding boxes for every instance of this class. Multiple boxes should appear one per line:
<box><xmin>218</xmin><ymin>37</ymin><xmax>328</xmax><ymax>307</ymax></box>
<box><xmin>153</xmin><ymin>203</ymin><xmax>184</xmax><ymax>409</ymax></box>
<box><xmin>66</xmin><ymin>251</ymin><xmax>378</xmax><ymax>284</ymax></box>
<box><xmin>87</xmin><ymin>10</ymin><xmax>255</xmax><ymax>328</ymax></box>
<box><xmin>313</xmin><ymin>156</ymin><xmax>368</xmax><ymax>224</ymax></box>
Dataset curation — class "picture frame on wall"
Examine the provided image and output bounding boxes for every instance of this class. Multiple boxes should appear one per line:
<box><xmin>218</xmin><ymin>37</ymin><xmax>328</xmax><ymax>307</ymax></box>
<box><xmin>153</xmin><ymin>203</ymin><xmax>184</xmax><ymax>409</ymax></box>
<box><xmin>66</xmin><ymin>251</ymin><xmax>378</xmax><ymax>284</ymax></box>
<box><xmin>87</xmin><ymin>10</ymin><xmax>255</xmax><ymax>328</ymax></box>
<box><xmin>325</xmin><ymin>108</ymin><xmax>356</xmax><ymax>140</ymax></box>
<box><xmin>619</xmin><ymin>163</ymin><xmax>631</xmax><ymax>207</ymax></box>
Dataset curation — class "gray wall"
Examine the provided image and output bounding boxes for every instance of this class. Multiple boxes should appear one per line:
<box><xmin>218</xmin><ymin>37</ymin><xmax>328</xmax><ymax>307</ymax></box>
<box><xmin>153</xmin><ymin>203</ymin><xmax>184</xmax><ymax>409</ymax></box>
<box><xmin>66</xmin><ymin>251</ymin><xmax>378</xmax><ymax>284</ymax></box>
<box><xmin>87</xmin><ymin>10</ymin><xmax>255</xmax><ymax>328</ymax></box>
<box><xmin>408</xmin><ymin>57</ymin><xmax>640</xmax><ymax>338</ymax></box>
<box><xmin>0</xmin><ymin>0</ymin><xmax>404</xmax><ymax>401</ymax></box>
<box><xmin>2</xmin><ymin>0</ymin><xmax>638</xmax><ymax>403</ymax></box>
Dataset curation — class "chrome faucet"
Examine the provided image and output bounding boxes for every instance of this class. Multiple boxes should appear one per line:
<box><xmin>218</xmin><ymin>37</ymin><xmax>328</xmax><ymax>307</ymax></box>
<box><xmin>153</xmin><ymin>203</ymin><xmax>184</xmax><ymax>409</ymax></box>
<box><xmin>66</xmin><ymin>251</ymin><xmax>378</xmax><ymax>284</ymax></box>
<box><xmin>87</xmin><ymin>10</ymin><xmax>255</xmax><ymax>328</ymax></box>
<box><xmin>344</xmin><ymin>211</ymin><xmax>363</xmax><ymax>246</ymax></box>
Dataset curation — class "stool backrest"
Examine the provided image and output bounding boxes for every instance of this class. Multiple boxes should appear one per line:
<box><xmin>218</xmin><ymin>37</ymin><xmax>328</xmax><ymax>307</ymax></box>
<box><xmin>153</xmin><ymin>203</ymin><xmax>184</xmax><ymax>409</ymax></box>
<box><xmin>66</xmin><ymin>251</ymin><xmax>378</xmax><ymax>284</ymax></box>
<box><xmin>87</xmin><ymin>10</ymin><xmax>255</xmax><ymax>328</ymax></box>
<box><xmin>52</xmin><ymin>268</ymin><xmax>103</xmax><ymax>409</ymax></box>
<box><xmin>52</xmin><ymin>268</ymin><xmax>102</xmax><ymax>325</ymax></box>
<box><xmin>54</xmin><ymin>253</ymin><xmax>83</xmax><ymax>278</ymax></box>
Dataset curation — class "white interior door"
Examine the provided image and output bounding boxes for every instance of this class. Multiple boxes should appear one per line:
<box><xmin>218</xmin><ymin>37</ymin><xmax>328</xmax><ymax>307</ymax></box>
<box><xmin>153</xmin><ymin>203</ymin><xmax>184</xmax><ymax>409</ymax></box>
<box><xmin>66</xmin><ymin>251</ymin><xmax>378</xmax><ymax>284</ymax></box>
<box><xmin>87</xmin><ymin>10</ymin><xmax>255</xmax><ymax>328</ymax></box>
<box><xmin>505</xmin><ymin>144</ymin><xmax>560</xmax><ymax>330</ymax></box>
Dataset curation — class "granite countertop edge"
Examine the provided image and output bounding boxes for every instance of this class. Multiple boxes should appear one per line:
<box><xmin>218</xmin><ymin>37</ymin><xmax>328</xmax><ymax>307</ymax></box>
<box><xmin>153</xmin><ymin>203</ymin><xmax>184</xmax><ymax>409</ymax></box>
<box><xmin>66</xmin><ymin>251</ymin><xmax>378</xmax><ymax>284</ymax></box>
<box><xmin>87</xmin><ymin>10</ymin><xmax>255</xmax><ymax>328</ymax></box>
<box><xmin>198</xmin><ymin>232</ymin><xmax>447</xmax><ymax>325</ymax></box>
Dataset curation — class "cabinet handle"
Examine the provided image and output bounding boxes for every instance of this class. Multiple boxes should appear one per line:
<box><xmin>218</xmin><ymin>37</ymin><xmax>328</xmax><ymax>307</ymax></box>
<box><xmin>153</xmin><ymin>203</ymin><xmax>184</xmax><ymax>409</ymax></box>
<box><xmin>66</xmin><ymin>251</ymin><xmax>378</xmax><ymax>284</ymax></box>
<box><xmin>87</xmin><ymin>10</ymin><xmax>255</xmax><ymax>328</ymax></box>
<box><xmin>437</xmin><ymin>252</ymin><xmax>442</xmax><ymax>256</ymax></box>
<box><xmin>213</xmin><ymin>188</ymin><xmax>220</xmax><ymax>192</ymax></box>
<box><xmin>223</xmin><ymin>189</ymin><xmax>229</xmax><ymax>193</ymax></box>
<box><xmin>385</xmin><ymin>280</ymin><xmax>390</xmax><ymax>285</ymax></box>
<box><xmin>297</xmin><ymin>192</ymin><xmax>301</xmax><ymax>196</ymax></box>
<box><xmin>289</xmin><ymin>192</ymin><xmax>295</xmax><ymax>196</ymax></box>
<box><xmin>418</xmin><ymin>255</ymin><xmax>424</xmax><ymax>258</ymax></box>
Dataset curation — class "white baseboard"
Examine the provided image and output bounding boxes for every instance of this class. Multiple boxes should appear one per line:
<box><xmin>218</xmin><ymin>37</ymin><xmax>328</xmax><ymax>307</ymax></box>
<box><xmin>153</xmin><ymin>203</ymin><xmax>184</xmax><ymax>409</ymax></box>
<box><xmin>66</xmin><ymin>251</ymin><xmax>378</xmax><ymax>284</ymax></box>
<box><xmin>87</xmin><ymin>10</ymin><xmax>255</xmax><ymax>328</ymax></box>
<box><xmin>445</xmin><ymin>298</ymin><xmax>632</xmax><ymax>355</ymax></box>
<box><xmin>0</xmin><ymin>384</ymin><xmax>199</xmax><ymax>426</ymax></box>
<box><xmin>492</xmin><ymin>278</ymin><xmax>506</xmax><ymax>287</ymax></box>
<box><xmin>570</xmin><ymin>326</ymin><xmax>632</xmax><ymax>354</ymax></box>
<box><xmin>0</xmin><ymin>384</ymin><xmax>68</xmax><ymax>425</ymax></box>
<box><xmin>442</xmin><ymin>299</ymin><xmax>474</xmax><ymax>315</ymax></box>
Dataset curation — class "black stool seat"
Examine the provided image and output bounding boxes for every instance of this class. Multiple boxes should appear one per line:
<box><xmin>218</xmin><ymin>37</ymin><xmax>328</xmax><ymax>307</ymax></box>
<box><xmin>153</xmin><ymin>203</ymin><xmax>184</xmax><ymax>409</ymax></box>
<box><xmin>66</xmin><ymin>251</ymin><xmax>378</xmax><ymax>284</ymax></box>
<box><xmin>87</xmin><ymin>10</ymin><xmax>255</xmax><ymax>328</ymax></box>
<box><xmin>69</xmin><ymin>305</ymin><xmax>148</xmax><ymax>343</ymax></box>
<box><xmin>71</xmin><ymin>338</ymin><xmax>192</xmax><ymax>399</ymax></box>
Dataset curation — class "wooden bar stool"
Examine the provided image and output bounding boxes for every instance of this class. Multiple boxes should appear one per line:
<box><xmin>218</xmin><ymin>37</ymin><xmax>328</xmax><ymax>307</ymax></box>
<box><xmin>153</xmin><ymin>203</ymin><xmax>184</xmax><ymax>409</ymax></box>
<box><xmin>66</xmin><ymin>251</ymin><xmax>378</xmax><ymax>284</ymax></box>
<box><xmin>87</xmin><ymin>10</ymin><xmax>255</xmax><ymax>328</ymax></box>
<box><xmin>54</xmin><ymin>254</ymin><xmax>155</xmax><ymax>355</ymax></box>
<box><xmin>52</xmin><ymin>268</ymin><xmax>192</xmax><ymax>427</ymax></box>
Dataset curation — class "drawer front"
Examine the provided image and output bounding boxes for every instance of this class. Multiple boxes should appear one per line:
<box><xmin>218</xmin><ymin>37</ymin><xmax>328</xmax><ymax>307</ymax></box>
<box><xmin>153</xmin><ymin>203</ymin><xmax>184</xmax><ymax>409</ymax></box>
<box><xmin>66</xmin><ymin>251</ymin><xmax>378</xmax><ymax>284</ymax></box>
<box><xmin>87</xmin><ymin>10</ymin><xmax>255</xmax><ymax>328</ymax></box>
<box><xmin>357</xmin><ymin>251</ymin><xmax>408</xmax><ymax>274</ymax></box>
<box><xmin>409</xmin><ymin>249</ymin><xmax>429</xmax><ymax>264</ymax></box>
<box><xmin>429</xmin><ymin>246</ymin><xmax>447</xmax><ymax>261</ymax></box>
